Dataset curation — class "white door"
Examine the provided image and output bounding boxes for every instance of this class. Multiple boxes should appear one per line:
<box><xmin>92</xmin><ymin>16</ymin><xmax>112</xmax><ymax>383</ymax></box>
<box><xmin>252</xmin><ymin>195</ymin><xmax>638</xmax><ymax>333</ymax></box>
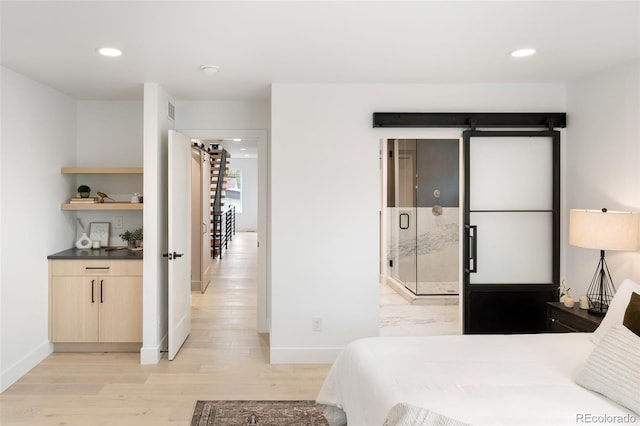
<box><xmin>167</xmin><ymin>130</ymin><xmax>192</xmax><ymax>360</ymax></box>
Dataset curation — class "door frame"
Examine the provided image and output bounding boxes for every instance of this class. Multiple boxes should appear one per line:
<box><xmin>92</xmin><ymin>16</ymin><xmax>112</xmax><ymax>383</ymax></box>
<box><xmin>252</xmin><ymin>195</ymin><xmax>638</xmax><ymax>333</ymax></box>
<box><xmin>180</xmin><ymin>129</ymin><xmax>270</xmax><ymax>333</ymax></box>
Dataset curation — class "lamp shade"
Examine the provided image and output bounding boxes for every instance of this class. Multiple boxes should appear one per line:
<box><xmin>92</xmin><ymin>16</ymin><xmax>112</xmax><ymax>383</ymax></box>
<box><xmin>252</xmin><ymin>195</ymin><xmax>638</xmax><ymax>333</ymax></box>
<box><xmin>569</xmin><ymin>209</ymin><xmax>640</xmax><ymax>251</ymax></box>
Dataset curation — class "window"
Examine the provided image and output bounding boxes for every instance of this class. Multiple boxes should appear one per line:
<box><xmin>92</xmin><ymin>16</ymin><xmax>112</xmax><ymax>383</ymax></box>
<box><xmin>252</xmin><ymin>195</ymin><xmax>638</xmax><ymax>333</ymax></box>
<box><xmin>225</xmin><ymin>168</ymin><xmax>242</xmax><ymax>212</ymax></box>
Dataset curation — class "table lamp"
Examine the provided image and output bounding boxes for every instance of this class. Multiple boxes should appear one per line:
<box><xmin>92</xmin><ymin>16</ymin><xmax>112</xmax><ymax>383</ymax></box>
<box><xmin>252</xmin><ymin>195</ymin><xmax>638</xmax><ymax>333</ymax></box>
<box><xmin>569</xmin><ymin>208</ymin><xmax>640</xmax><ymax>315</ymax></box>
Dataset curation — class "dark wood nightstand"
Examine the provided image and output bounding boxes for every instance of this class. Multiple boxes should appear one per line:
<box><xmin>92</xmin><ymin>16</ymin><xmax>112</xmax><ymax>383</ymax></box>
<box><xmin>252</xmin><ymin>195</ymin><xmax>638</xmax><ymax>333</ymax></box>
<box><xmin>547</xmin><ymin>302</ymin><xmax>604</xmax><ymax>332</ymax></box>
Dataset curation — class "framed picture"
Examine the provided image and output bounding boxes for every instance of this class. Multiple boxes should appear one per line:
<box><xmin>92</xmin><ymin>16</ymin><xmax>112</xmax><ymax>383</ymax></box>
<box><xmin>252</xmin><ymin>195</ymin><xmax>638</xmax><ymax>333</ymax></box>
<box><xmin>89</xmin><ymin>222</ymin><xmax>110</xmax><ymax>247</ymax></box>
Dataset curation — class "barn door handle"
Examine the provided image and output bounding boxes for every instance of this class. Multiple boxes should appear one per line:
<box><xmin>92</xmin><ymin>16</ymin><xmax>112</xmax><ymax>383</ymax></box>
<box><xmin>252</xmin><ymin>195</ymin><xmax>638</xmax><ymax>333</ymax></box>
<box><xmin>465</xmin><ymin>224</ymin><xmax>478</xmax><ymax>273</ymax></box>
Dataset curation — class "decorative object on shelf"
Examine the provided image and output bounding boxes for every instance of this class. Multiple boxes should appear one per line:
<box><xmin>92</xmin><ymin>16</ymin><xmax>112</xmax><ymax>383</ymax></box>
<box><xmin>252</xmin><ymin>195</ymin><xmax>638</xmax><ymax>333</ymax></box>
<box><xmin>69</xmin><ymin>197</ymin><xmax>97</xmax><ymax>204</ymax></box>
<box><xmin>119</xmin><ymin>227</ymin><xmax>143</xmax><ymax>250</ymax></box>
<box><xmin>131</xmin><ymin>193</ymin><xmax>141</xmax><ymax>203</ymax></box>
<box><xmin>77</xmin><ymin>185</ymin><xmax>91</xmax><ymax>198</ymax></box>
<box><xmin>75</xmin><ymin>218</ymin><xmax>92</xmax><ymax>249</ymax></box>
<box><xmin>569</xmin><ymin>208</ymin><xmax>640</xmax><ymax>315</ymax></box>
<box><xmin>97</xmin><ymin>191</ymin><xmax>115</xmax><ymax>203</ymax></box>
<box><xmin>559</xmin><ymin>280</ymin><xmax>574</xmax><ymax>307</ymax></box>
<box><xmin>89</xmin><ymin>222</ymin><xmax>110</xmax><ymax>247</ymax></box>
<box><xmin>579</xmin><ymin>295</ymin><xmax>589</xmax><ymax>309</ymax></box>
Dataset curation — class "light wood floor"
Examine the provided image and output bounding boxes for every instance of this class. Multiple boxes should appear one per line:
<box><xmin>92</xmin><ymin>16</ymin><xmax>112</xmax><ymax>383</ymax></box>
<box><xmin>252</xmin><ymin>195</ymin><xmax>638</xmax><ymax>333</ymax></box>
<box><xmin>0</xmin><ymin>232</ymin><xmax>332</xmax><ymax>426</ymax></box>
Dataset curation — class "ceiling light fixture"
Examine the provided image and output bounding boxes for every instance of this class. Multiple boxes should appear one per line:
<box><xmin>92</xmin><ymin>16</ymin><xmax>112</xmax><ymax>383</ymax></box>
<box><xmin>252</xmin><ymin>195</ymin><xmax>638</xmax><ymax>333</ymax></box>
<box><xmin>97</xmin><ymin>47</ymin><xmax>123</xmax><ymax>57</ymax></box>
<box><xmin>233</xmin><ymin>138</ymin><xmax>242</xmax><ymax>142</ymax></box>
<box><xmin>510</xmin><ymin>48</ymin><xmax>536</xmax><ymax>58</ymax></box>
<box><xmin>200</xmin><ymin>64</ymin><xmax>219</xmax><ymax>74</ymax></box>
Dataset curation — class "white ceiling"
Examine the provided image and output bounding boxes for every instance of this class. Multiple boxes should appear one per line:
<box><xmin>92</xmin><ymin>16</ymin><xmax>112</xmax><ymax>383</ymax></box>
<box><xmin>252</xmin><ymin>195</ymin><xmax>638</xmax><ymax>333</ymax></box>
<box><xmin>2</xmin><ymin>1</ymin><xmax>639</xmax><ymax>102</ymax></box>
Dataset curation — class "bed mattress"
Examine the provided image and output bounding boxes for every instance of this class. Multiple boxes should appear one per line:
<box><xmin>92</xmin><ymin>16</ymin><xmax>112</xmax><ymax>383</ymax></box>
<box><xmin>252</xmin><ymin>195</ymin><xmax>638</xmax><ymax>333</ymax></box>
<box><xmin>317</xmin><ymin>332</ymin><xmax>636</xmax><ymax>425</ymax></box>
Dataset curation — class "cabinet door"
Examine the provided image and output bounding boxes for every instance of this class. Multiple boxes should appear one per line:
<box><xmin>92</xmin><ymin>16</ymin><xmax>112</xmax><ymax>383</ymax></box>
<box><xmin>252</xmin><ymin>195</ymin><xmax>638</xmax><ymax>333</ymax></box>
<box><xmin>98</xmin><ymin>276</ymin><xmax>142</xmax><ymax>342</ymax></box>
<box><xmin>51</xmin><ymin>276</ymin><xmax>99</xmax><ymax>342</ymax></box>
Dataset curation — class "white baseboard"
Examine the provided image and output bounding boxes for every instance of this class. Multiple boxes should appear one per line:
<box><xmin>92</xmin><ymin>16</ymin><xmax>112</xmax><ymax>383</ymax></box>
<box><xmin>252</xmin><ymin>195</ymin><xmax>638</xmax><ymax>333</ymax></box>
<box><xmin>269</xmin><ymin>346</ymin><xmax>342</xmax><ymax>364</ymax></box>
<box><xmin>140</xmin><ymin>332</ymin><xmax>168</xmax><ymax>364</ymax></box>
<box><xmin>1</xmin><ymin>340</ymin><xmax>52</xmax><ymax>393</ymax></box>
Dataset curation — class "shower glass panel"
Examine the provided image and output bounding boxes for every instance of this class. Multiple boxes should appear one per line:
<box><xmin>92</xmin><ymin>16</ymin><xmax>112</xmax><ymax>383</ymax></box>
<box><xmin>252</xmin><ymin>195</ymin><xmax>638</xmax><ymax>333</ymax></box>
<box><xmin>388</xmin><ymin>139</ymin><xmax>417</xmax><ymax>293</ymax></box>
<box><xmin>387</xmin><ymin>139</ymin><xmax>459</xmax><ymax>296</ymax></box>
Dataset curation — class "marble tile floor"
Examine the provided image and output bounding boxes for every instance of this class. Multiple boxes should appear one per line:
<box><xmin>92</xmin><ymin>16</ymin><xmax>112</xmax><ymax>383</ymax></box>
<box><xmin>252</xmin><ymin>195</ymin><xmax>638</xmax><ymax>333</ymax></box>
<box><xmin>379</xmin><ymin>281</ymin><xmax>462</xmax><ymax>336</ymax></box>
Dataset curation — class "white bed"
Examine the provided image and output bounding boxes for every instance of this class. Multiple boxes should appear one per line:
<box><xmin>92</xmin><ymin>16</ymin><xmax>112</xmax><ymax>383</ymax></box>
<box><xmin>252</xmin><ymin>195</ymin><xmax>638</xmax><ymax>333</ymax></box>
<box><xmin>317</xmin><ymin>279</ymin><xmax>640</xmax><ymax>426</ymax></box>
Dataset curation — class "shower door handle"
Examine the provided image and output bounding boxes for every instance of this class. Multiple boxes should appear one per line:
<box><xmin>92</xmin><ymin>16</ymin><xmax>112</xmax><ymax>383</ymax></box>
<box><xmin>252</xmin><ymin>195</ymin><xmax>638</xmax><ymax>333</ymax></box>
<box><xmin>465</xmin><ymin>224</ymin><xmax>477</xmax><ymax>273</ymax></box>
<box><xmin>399</xmin><ymin>213</ymin><xmax>410</xmax><ymax>230</ymax></box>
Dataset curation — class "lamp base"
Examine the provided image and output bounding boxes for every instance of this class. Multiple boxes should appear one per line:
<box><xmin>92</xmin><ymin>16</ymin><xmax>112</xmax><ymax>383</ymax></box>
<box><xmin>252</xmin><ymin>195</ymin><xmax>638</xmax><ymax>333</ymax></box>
<box><xmin>587</xmin><ymin>302</ymin><xmax>608</xmax><ymax>316</ymax></box>
<box><xmin>585</xmin><ymin>249</ymin><xmax>616</xmax><ymax>317</ymax></box>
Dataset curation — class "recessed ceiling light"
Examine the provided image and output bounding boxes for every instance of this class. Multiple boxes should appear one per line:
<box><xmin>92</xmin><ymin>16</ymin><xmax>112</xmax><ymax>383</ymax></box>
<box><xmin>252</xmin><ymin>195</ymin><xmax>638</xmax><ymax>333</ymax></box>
<box><xmin>233</xmin><ymin>138</ymin><xmax>242</xmax><ymax>142</ymax></box>
<box><xmin>97</xmin><ymin>47</ymin><xmax>123</xmax><ymax>57</ymax></box>
<box><xmin>200</xmin><ymin>64</ymin><xmax>219</xmax><ymax>74</ymax></box>
<box><xmin>510</xmin><ymin>48</ymin><xmax>536</xmax><ymax>58</ymax></box>
<box><xmin>240</xmin><ymin>148</ymin><xmax>247</xmax><ymax>151</ymax></box>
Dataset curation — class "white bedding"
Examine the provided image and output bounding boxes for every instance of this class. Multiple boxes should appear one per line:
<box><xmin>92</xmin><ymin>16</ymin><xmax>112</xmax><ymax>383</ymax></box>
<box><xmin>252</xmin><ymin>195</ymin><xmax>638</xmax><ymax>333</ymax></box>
<box><xmin>317</xmin><ymin>332</ymin><xmax>636</xmax><ymax>426</ymax></box>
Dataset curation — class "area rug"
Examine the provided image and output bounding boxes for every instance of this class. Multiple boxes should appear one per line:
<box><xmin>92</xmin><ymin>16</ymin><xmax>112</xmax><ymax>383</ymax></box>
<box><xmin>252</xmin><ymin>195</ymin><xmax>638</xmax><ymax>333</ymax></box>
<box><xmin>190</xmin><ymin>400</ymin><xmax>329</xmax><ymax>426</ymax></box>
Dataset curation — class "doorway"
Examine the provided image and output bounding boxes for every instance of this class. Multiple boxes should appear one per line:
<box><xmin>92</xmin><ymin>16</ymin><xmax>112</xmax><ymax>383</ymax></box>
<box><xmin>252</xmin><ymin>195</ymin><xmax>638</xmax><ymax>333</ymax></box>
<box><xmin>379</xmin><ymin>136</ymin><xmax>463</xmax><ymax>337</ymax></box>
<box><xmin>386</xmin><ymin>138</ymin><xmax>460</xmax><ymax>297</ymax></box>
<box><xmin>180</xmin><ymin>129</ymin><xmax>269</xmax><ymax>333</ymax></box>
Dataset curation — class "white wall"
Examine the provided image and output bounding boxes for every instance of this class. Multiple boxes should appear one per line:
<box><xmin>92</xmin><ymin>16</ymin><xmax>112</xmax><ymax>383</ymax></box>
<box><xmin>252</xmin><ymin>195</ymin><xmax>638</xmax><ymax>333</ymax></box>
<box><xmin>74</xmin><ymin>101</ymin><xmax>144</xmax><ymax>245</ymax></box>
<box><xmin>270</xmin><ymin>83</ymin><xmax>566</xmax><ymax>363</ymax></box>
<box><xmin>174</xmin><ymin>101</ymin><xmax>270</xmax><ymax>130</ymax></box>
<box><xmin>228</xmin><ymin>157</ymin><xmax>258</xmax><ymax>231</ymax></box>
<box><xmin>565</xmin><ymin>60</ymin><xmax>640</xmax><ymax>296</ymax></box>
<box><xmin>0</xmin><ymin>67</ymin><xmax>76</xmax><ymax>392</ymax></box>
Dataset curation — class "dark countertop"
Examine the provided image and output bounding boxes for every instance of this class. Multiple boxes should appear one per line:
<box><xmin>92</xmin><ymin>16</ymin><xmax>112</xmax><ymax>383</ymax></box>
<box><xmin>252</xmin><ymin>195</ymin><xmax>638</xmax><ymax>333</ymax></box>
<box><xmin>48</xmin><ymin>247</ymin><xmax>143</xmax><ymax>260</ymax></box>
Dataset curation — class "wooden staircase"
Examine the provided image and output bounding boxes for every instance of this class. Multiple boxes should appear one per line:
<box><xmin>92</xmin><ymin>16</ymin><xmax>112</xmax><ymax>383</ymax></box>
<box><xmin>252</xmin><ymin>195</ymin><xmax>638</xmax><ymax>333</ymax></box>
<box><xmin>209</xmin><ymin>147</ymin><xmax>232</xmax><ymax>258</ymax></box>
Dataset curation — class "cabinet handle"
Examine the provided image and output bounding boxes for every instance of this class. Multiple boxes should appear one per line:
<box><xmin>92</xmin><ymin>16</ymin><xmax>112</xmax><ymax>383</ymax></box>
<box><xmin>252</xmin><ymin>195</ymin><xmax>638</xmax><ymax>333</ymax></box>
<box><xmin>550</xmin><ymin>317</ymin><xmax>580</xmax><ymax>332</ymax></box>
<box><xmin>100</xmin><ymin>280</ymin><xmax>104</xmax><ymax>303</ymax></box>
<box><xmin>91</xmin><ymin>279</ymin><xmax>95</xmax><ymax>303</ymax></box>
<box><xmin>85</xmin><ymin>267</ymin><xmax>110</xmax><ymax>270</ymax></box>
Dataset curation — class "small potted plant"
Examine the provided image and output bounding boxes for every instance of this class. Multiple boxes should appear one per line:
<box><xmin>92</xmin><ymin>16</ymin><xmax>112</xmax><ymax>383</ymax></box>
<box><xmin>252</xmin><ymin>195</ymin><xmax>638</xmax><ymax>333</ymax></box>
<box><xmin>77</xmin><ymin>185</ymin><xmax>91</xmax><ymax>198</ymax></box>
<box><xmin>119</xmin><ymin>227</ymin><xmax>143</xmax><ymax>249</ymax></box>
<box><xmin>559</xmin><ymin>280</ymin><xmax>574</xmax><ymax>307</ymax></box>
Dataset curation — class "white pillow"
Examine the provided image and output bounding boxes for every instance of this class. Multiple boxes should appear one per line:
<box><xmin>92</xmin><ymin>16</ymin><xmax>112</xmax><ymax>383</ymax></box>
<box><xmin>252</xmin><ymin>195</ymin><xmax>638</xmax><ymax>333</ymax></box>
<box><xmin>592</xmin><ymin>278</ymin><xmax>640</xmax><ymax>345</ymax></box>
<box><xmin>576</xmin><ymin>323</ymin><xmax>640</xmax><ymax>415</ymax></box>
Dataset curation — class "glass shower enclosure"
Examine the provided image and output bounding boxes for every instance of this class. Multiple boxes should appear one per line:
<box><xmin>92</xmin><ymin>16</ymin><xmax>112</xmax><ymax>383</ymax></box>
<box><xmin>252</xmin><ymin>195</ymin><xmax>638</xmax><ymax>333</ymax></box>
<box><xmin>386</xmin><ymin>139</ymin><xmax>460</xmax><ymax>296</ymax></box>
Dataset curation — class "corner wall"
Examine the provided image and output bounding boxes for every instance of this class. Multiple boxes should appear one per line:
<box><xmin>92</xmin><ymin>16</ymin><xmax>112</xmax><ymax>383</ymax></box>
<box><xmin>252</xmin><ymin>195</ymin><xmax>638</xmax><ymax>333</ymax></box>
<box><xmin>0</xmin><ymin>67</ymin><xmax>76</xmax><ymax>392</ymax></box>
<box><xmin>270</xmin><ymin>83</ymin><xmax>566</xmax><ymax>362</ymax></box>
<box><xmin>565</xmin><ymin>60</ymin><xmax>640</xmax><ymax>295</ymax></box>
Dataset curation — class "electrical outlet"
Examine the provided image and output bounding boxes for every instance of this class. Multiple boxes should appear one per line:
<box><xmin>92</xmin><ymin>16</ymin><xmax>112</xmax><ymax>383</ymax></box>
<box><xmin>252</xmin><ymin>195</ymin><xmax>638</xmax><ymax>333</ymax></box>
<box><xmin>115</xmin><ymin>216</ymin><xmax>123</xmax><ymax>229</ymax></box>
<box><xmin>312</xmin><ymin>317</ymin><xmax>322</xmax><ymax>332</ymax></box>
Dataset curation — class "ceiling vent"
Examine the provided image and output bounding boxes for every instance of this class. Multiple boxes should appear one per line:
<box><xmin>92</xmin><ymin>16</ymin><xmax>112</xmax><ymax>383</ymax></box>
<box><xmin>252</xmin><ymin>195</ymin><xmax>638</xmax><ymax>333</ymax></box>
<box><xmin>167</xmin><ymin>102</ymin><xmax>175</xmax><ymax>121</ymax></box>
